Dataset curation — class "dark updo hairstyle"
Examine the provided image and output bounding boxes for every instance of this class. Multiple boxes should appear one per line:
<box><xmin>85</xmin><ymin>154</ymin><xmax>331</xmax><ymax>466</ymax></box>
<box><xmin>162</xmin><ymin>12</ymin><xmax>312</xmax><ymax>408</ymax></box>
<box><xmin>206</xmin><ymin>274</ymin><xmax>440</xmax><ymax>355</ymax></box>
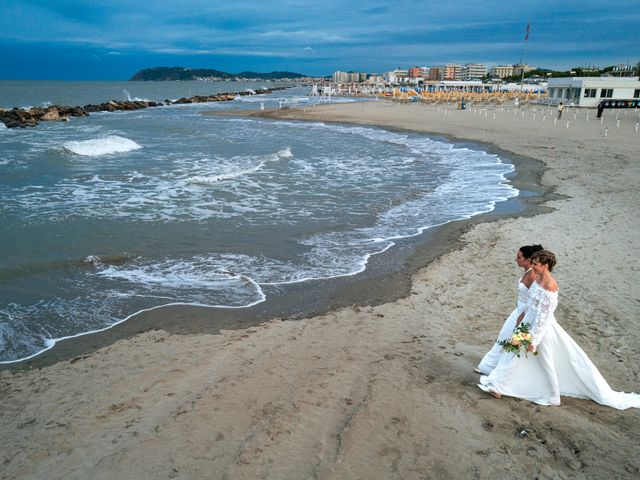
<box><xmin>519</xmin><ymin>244</ymin><xmax>544</xmax><ymax>259</ymax></box>
<box><xmin>531</xmin><ymin>249</ymin><xmax>557</xmax><ymax>272</ymax></box>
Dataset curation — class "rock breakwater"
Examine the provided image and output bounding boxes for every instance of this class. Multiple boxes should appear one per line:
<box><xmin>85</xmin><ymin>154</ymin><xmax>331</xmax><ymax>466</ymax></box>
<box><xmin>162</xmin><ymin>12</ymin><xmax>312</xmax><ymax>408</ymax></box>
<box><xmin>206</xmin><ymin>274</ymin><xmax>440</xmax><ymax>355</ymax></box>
<box><xmin>0</xmin><ymin>87</ymin><xmax>287</xmax><ymax>128</ymax></box>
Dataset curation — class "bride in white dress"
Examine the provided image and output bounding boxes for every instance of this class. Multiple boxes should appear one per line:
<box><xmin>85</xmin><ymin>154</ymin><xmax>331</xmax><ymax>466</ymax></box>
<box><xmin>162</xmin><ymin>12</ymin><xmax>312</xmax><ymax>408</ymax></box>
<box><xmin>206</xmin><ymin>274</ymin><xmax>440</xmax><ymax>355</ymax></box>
<box><xmin>475</xmin><ymin>244</ymin><xmax>543</xmax><ymax>375</ymax></box>
<box><xmin>478</xmin><ymin>250</ymin><xmax>640</xmax><ymax>409</ymax></box>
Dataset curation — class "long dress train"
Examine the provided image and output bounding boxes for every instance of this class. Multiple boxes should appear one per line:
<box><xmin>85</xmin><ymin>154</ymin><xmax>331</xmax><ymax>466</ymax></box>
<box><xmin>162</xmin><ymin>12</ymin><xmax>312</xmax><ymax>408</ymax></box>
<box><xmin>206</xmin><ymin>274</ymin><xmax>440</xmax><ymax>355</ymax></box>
<box><xmin>476</xmin><ymin>269</ymin><xmax>531</xmax><ymax>375</ymax></box>
<box><xmin>479</xmin><ymin>281</ymin><xmax>640</xmax><ymax>409</ymax></box>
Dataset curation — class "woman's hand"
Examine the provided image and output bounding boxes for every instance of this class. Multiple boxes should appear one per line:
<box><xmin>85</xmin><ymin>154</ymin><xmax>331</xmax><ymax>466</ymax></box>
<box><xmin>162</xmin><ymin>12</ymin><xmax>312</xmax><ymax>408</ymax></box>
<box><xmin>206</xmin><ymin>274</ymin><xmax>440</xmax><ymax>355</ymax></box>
<box><xmin>516</xmin><ymin>312</ymin><xmax>525</xmax><ymax>327</ymax></box>
<box><xmin>527</xmin><ymin>344</ymin><xmax>535</xmax><ymax>353</ymax></box>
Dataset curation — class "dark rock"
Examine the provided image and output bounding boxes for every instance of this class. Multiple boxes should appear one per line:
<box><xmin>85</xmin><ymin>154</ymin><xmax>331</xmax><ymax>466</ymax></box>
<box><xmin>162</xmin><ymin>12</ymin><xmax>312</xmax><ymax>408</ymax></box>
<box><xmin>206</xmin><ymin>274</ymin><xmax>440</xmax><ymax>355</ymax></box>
<box><xmin>0</xmin><ymin>86</ymin><xmax>290</xmax><ymax>127</ymax></box>
<box><xmin>0</xmin><ymin>109</ymin><xmax>39</xmax><ymax>128</ymax></box>
<box><xmin>40</xmin><ymin>108</ymin><xmax>60</xmax><ymax>121</ymax></box>
<box><xmin>71</xmin><ymin>107</ymin><xmax>87</xmax><ymax>117</ymax></box>
<box><xmin>100</xmin><ymin>102</ymin><xmax>117</xmax><ymax>112</ymax></box>
<box><xmin>58</xmin><ymin>106</ymin><xmax>87</xmax><ymax>117</ymax></box>
<box><xmin>28</xmin><ymin>107</ymin><xmax>47</xmax><ymax>117</ymax></box>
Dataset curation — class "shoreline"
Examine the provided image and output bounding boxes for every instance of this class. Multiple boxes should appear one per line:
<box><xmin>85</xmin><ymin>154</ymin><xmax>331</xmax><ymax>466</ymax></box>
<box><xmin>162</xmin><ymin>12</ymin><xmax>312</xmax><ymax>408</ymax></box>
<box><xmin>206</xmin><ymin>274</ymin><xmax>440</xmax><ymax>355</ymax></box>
<box><xmin>2</xmin><ymin>100</ymin><xmax>638</xmax><ymax>479</ymax></box>
<box><xmin>1</xmin><ymin>121</ymin><xmax>548</xmax><ymax>370</ymax></box>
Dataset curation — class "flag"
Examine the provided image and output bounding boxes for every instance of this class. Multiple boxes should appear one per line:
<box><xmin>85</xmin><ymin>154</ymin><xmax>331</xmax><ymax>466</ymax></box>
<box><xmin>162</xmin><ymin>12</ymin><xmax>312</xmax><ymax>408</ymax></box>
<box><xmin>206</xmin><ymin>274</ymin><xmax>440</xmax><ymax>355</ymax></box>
<box><xmin>525</xmin><ymin>23</ymin><xmax>530</xmax><ymax>41</ymax></box>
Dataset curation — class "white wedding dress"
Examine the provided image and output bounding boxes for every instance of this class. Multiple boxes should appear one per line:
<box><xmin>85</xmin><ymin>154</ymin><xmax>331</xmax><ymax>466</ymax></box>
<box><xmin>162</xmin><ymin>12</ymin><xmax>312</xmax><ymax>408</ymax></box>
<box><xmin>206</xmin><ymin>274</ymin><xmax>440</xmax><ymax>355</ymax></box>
<box><xmin>479</xmin><ymin>281</ymin><xmax>640</xmax><ymax>409</ymax></box>
<box><xmin>476</xmin><ymin>269</ymin><xmax>531</xmax><ymax>375</ymax></box>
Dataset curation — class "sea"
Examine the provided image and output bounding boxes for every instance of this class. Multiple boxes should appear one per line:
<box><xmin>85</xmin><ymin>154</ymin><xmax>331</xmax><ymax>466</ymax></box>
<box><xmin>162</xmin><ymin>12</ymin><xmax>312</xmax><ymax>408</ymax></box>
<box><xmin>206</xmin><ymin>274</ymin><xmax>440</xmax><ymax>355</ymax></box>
<box><xmin>0</xmin><ymin>80</ymin><xmax>518</xmax><ymax>363</ymax></box>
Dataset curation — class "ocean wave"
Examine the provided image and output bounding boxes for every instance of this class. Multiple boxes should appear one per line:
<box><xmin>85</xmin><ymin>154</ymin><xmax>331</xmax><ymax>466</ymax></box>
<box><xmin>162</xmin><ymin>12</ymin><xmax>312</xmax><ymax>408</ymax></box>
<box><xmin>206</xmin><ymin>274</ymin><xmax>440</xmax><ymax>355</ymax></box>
<box><xmin>0</xmin><ymin>254</ymin><xmax>267</xmax><ymax>363</ymax></box>
<box><xmin>62</xmin><ymin>135</ymin><xmax>142</xmax><ymax>156</ymax></box>
<box><xmin>188</xmin><ymin>167</ymin><xmax>260</xmax><ymax>185</ymax></box>
<box><xmin>122</xmin><ymin>89</ymin><xmax>151</xmax><ymax>102</ymax></box>
<box><xmin>276</xmin><ymin>147</ymin><xmax>293</xmax><ymax>158</ymax></box>
<box><xmin>96</xmin><ymin>257</ymin><xmax>258</xmax><ymax>291</ymax></box>
<box><xmin>84</xmin><ymin>254</ymin><xmax>130</xmax><ymax>266</ymax></box>
<box><xmin>187</xmin><ymin>147</ymin><xmax>292</xmax><ymax>185</ymax></box>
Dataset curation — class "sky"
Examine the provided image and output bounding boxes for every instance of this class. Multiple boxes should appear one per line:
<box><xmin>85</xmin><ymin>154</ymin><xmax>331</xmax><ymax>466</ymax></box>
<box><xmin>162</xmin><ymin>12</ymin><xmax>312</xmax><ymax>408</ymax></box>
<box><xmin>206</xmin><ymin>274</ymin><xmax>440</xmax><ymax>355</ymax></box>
<box><xmin>1</xmin><ymin>0</ymin><xmax>638</xmax><ymax>80</ymax></box>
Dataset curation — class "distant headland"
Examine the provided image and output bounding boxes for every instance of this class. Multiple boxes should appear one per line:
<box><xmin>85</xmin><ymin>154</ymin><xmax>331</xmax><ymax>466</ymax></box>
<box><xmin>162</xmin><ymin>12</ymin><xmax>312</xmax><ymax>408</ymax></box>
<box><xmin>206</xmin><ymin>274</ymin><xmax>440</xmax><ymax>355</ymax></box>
<box><xmin>130</xmin><ymin>66</ymin><xmax>308</xmax><ymax>81</ymax></box>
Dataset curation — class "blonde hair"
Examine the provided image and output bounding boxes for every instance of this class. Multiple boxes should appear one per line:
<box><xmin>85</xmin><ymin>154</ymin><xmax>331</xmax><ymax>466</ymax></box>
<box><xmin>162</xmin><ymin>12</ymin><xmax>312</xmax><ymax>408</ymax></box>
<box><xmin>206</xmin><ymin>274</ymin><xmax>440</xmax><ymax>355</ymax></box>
<box><xmin>531</xmin><ymin>249</ymin><xmax>557</xmax><ymax>272</ymax></box>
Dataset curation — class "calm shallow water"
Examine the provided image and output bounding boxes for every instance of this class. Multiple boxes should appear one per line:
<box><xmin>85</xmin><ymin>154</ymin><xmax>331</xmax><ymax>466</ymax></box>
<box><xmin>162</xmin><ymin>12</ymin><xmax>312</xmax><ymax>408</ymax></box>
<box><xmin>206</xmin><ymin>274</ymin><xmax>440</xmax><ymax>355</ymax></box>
<box><xmin>0</xmin><ymin>82</ymin><xmax>518</xmax><ymax>363</ymax></box>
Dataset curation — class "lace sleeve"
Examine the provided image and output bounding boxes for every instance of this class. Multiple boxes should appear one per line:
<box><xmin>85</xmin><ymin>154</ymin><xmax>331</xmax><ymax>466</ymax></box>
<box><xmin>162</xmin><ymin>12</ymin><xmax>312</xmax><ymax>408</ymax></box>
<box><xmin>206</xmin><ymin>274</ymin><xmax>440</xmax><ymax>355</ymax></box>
<box><xmin>530</xmin><ymin>290</ymin><xmax>557</xmax><ymax>349</ymax></box>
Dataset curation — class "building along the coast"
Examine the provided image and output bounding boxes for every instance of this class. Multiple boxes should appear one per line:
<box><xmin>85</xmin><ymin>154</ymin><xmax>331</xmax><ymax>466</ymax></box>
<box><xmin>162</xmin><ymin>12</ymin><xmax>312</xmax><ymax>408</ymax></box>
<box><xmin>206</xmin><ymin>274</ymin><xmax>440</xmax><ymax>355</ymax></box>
<box><xmin>490</xmin><ymin>65</ymin><xmax>515</xmax><ymax>78</ymax></box>
<box><xmin>444</xmin><ymin>64</ymin><xmax>462</xmax><ymax>81</ymax></box>
<box><xmin>408</xmin><ymin>66</ymin><xmax>424</xmax><ymax>78</ymax></box>
<box><xmin>546</xmin><ymin>76</ymin><xmax>640</xmax><ymax>107</ymax></box>
<box><xmin>462</xmin><ymin>64</ymin><xmax>488</xmax><ymax>81</ymax></box>
<box><xmin>513</xmin><ymin>63</ymin><xmax>535</xmax><ymax>78</ymax></box>
<box><xmin>428</xmin><ymin>66</ymin><xmax>445</xmax><ymax>81</ymax></box>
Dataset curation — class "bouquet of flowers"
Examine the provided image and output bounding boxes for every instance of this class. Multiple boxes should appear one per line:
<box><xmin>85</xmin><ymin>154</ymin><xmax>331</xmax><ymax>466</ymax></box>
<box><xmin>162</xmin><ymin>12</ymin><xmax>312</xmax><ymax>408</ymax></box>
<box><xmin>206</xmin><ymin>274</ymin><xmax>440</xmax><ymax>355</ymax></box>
<box><xmin>498</xmin><ymin>323</ymin><xmax>538</xmax><ymax>358</ymax></box>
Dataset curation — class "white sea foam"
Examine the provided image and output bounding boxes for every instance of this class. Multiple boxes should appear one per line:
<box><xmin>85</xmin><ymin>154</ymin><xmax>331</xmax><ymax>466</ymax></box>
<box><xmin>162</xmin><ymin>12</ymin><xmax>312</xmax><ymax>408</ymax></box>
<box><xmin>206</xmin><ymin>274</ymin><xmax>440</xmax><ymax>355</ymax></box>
<box><xmin>188</xmin><ymin>166</ymin><xmax>263</xmax><ymax>185</ymax></box>
<box><xmin>187</xmin><ymin>148</ymin><xmax>292</xmax><ymax>185</ymax></box>
<box><xmin>97</xmin><ymin>260</ymin><xmax>240</xmax><ymax>289</ymax></box>
<box><xmin>62</xmin><ymin>135</ymin><xmax>142</xmax><ymax>156</ymax></box>
<box><xmin>276</xmin><ymin>147</ymin><xmax>293</xmax><ymax>158</ymax></box>
<box><xmin>93</xmin><ymin>256</ymin><xmax>267</xmax><ymax>309</ymax></box>
<box><xmin>123</xmin><ymin>90</ymin><xmax>151</xmax><ymax>102</ymax></box>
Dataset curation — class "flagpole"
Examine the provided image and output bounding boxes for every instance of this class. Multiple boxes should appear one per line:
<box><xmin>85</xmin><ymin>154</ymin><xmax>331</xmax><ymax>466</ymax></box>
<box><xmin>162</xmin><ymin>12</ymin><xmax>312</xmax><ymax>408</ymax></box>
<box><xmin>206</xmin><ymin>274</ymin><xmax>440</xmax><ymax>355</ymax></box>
<box><xmin>520</xmin><ymin>22</ymin><xmax>530</xmax><ymax>92</ymax></box>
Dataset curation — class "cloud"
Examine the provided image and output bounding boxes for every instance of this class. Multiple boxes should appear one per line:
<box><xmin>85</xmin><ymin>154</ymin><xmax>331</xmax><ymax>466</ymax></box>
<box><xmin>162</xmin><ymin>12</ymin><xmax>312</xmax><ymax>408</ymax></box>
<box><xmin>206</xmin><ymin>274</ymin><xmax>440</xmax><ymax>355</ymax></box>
<box><xmin>1</xmin><ymin>0</ymin><xmax>638</xmax><ymax>79</ymax></box>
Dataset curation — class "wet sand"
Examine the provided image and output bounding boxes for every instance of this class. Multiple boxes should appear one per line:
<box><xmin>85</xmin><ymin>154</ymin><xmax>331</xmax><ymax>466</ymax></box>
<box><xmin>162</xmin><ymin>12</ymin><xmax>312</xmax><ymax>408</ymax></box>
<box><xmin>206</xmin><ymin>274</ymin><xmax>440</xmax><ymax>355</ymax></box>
<box><xmin>1</xmin><ymin>101</ymin><xmax>639</xmax><ymax>479</ymax></box>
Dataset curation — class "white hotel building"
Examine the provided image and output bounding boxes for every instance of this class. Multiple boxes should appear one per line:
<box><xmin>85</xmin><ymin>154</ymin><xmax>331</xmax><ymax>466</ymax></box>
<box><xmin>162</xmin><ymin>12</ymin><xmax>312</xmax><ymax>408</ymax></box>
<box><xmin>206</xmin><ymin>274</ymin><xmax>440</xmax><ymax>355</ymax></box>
<box><xmin>462</xmin><ymin>64</ymin><xmax>487</xmax><ymax>81</ymax></box>
<box><xmin>546</xmin><ymin>77</ymin><xmax>640</xmax><ymax>107</ymax></box>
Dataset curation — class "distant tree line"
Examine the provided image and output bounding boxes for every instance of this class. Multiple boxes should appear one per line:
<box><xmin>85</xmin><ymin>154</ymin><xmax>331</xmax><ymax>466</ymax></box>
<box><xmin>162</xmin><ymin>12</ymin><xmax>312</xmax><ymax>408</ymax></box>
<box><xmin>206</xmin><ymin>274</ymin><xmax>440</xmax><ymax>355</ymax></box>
<box><xmin>492</xmin><ymin>62</ymin><xmax>640</xmax><ymax>83</ymax></box>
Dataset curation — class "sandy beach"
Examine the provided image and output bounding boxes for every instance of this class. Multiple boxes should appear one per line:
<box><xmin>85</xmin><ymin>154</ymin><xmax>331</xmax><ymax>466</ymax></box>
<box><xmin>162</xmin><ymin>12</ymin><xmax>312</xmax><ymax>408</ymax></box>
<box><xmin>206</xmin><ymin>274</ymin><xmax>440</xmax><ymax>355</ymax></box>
<box><xmin>2</xmin><ymin>100</ymin><xmax>639</xmax><ymax>479</ymax></box>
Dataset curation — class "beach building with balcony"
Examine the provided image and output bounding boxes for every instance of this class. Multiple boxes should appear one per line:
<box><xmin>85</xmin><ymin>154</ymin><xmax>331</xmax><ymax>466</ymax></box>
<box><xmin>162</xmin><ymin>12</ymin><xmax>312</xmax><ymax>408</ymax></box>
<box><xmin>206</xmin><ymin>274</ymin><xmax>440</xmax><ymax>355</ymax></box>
<box><xmin>546</xmin><ymin>77</ymin><xmax>640</xmax><ymax>107</ymax></box>
<box><xmin>428</xmin><ymin>66</ymin><xmax>444</xmax><ymax>81</ymax></box>
<box><xmin>385</xmin><ymin>69</ymin><xmax>409</xmax><ymax>84</ymax></box>
<box><xmin>609</xmin><ymin>64</ymin><xmax>638</xmax><ymax>77</ymax></box>
<box><xmin>444</xmin><ymin>64</ymin><xmax>462</xmax><ymax>81</ymax></box>
<box><xmin>332</xmin><ymin>71</ymin><xmax>350</xmax><ymax>83</ymax></box>
<box><xmin>462</xmin><ymin>64</ymin><xmax>487</xmax><ymax>81</ymax></box>
<box><xmin>408</xmin><ymin>67</ymin><xmax>427</xmax><ymax>78</ymax></box>
<box><xmin>490</xmin><ymin>65</ymin><xmax>514</xmax><ymax>78</ymax></box>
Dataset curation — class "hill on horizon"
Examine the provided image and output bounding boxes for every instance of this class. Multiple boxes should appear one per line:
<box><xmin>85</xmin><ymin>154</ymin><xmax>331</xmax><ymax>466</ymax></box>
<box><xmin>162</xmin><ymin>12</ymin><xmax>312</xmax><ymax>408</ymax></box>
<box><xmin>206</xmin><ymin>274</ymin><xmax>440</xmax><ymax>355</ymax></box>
<box><xmin>130</xmin><ymin>66</ymin><xmax>307</xmax><ymax>81</ymax></box>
